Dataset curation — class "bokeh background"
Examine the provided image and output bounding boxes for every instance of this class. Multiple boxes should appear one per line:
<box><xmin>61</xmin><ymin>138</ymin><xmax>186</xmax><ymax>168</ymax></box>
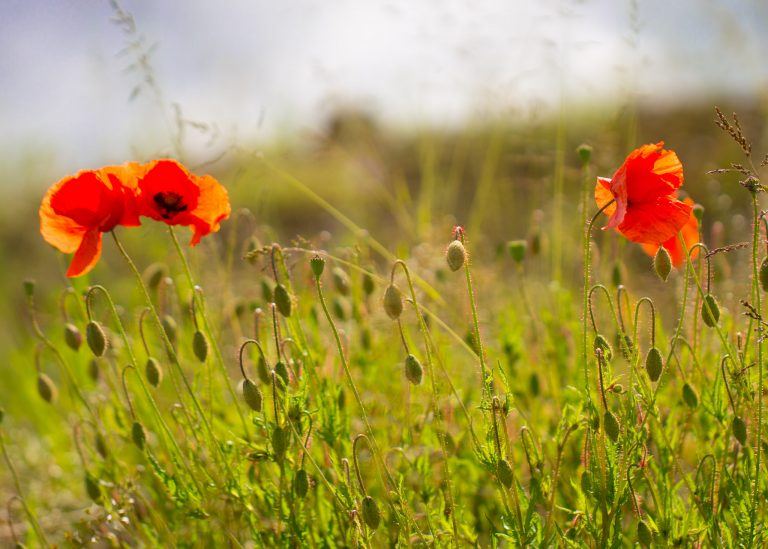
<box><xmin>2</xmin><ymin>0</ymin><xmax>768</xmax><ymax>342</ymax></box>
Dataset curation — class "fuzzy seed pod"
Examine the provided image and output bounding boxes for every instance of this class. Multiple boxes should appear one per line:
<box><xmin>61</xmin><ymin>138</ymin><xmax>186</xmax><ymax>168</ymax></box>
<box><xmin>361</xmin><ymin>495</ymin><xmax>381</xmax><ymax>530</ymax></box>
<box><xmin>294</xmin><ymin>469</ymin><xmax>309</xmax><ymax>498</ymax></box>
<box><xmin>645</xmin><ymin>347</ymin><xmax>663</xmax><ymax>382</ymax></box>
<box><xmin>161</xmin><ymin>315</ymin><xmax>177</xmax><ymax>345</ymax></box>
<box><xmin>760</xmin><ymin>258</ymin><xmax>768</xmax><ymax>292</ymax></box>
<box><xmin>446</xmin><ymin>240</ymin><xmax>467</xmax><ymax>272</ymax></box>
<box><xmin>637</xmin><ymin>520</ymin><xmax>653</xmax><ymax>547</ymax></box>
<box><xmin>332</xmin><ymin>267</ymin><xmax>351</xmax><ymax>295</ymax></box>
<box><xmin>383</xmin><ymin>284</ymin><xmax>403</xmax><ymax>320</ymax></box>
<box><xmin>701</xmin><ymin>294</ymin><xmax>720</xmax><ymax>328</ymax></box>
<box><xmin>86</xmin><ymin>321</ymin><xmax>107</xmax><ymax>357</ymax></box>
<box><xmin>653</xmin><ymin>247</ymin><xmax>672</xmax><ymax>281</ymax></box>
<box><xmin>192</xmin><ymin>330</ymin><xmax>209</xmax><ymax>362</ymax></box>
<box><xmin>242</xmin><ymin>378</ymin><xmax>263</xmax><ymax>412</ymax></box>
<box><xmin>37</xmin><ymin>373</ymin><xmax>57</xmax><ymax>403</ymax></box>
<box><xmin>497</xmin><ymin>458</ymin><xmax>514</xmax><ymax>488</ymax></box>
<box><xmin>682</xmin><ymin>383</ymin><xmax>699</xmax><ymax>409</ymax></box>
<box><xmin>593</xmin><ymin>334</ymin><xmax>613</xmax><ymax>363</ymax></box>
<box><xmin>88</xmin><ymin>359</ymin><xmax>100</xmax><ymax>382</ymax></box>
<box><xmin>732</xmin><ymin>416</ymin><xmax>747</xmax><ymax>445</ymax></box>
<box><xmin>274</xmin><ymin>284</ymin><xmax>293</xmax><ymax>317</ymax></box>
<box><xmin>95</xmin><ymin>433</ymin><xmax>109</xmax><ymax>459</ymax></box>
<box><xmin>85</xmin><ymin>473</ymin><xmax>101</xmax><ymax>502</ymax></box>
<box><xmin>404</xmin><ymin>354</ymin><xmax>423</xmax><ymax>385</ymax></box>
<box><xmin>272</xmin><ymin>425</ymin><xmax>289</xmax><ymax>459</ymax></box>
<box><xmin>275</xmin><ymin>362</ymin><xmax>289</xmax><ymax>389</ymax></box>
<box><xmin>64</xmin><ymin>323</ymin><xmax>83</xmax><ymax>351</ymax></box>
<box><xmin>257</xmin><ymin>355</ymin><xmax>270</xmax><ymax>384</ymax></box>
<box><xmin>145</xmin><ymin>357</ymin><xmax>163</xmax><ymax>388</ymax></box>
<box><xmin>362</xmin><ymin>272</ymin><xmax>375</xmax><ymax>296</ymax></box>
<box><xmin>131</xmin><ymin>421</ymin><xmax>146</xmax><ymax>450</ymax></box>
<box><xmin>604</xmin><ymin>411</ymin><xmax>620</xmax><ymax>442</ymax></box>
<box><xmin>507</xmin><ymin>240</ymin><xmax>526</xmax><ymax>264</ymax></box>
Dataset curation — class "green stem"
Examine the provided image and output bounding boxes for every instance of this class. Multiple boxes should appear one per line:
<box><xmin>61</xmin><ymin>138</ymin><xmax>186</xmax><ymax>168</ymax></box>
<box><xmin>750</xmin><ymin>192</ymin><xmax>763</xmax><ymax>545</ymax></box>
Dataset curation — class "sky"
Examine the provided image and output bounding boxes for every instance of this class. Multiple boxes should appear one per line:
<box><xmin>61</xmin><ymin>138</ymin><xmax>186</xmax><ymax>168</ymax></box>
<box><xmin>1</xmin><ymin>0</ymin><xmax>767</xmax><ymax>177</ymax></box>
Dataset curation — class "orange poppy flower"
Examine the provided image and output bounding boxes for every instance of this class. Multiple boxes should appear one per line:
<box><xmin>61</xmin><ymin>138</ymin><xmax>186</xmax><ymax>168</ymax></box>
<box><xmin>136</xmin><ymin>159</ymin><xmax>230</xmax><ymax>245</ymax></box>
<box><xmin>595</xmin><ymin>142</ymin><xmax>692</xmax><ymax>244</ymax></box>
<box><xmin>640</xmin><ymin>198</ymin><xmax>699</xmax><ymax>267</ymax></box>
<box><xmin>40</xmin><ymin>165</ymin><xmax>142</xmax><ymax>277</ymax></box>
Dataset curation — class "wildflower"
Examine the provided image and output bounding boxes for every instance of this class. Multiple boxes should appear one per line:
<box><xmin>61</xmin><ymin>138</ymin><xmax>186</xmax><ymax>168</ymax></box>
<box><xmin>136</xmin><ymin>159</ymin><xmax>230</xmax><ymax>245</ymax></box>
<box><xmin>39</xmin><ymin>165</ymin><xmax>142</xmax><ymax>277</ymax></box>
<box><xmin>640</xmin><ymin>199</ymin><xmax>699</xmax><ymax>267</ymax></box>
<box><xmin>595</xmin><ymin>142</ymin><xmax>691</xmax><ymax>244</ymax></box>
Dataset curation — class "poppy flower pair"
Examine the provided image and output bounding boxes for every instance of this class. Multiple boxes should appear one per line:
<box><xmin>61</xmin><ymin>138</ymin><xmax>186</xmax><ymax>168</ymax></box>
<box><xmin>40</xmin><ymin>159</ymin><xmax>230</xmax><ymax>277</ymax></box>
<box><xmin>595</xmin><ymin>142</ymin><xmax>699</xmax><ymax>267</ymax></box>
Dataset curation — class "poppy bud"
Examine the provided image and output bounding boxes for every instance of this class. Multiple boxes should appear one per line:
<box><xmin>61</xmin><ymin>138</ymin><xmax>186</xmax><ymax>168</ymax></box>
<box><xmin>404</xmin><ymin>354</ymin><xmax>423</xmax><ymax>385</ymax></box>
<box><xmin>88</xmin><ymin>359</ymin><xmax>100</xmax><ymax>382</ymax></box>
<box><xmin>361</xmin><ymin>495</ymin><xmax>381</xmax><ymax>530</ymax></box>
<box><xmin>37</xmin><ymin>373</ymin><xmax>57</xmax><ymax>403</ymax></box>
<box><xmin>593</xmin><ymin>334</ymin><xmax>613</xmax><ymax>363</ymax></box>
<box><xmin>143</xmin><ymin>263</ymin><xmax>168</xmax><ymax>290</ymax></box>
<box><xmin>383</xmin><ymin>284</ymin><xmax>403</xmax><ymax>320</ymax></box>
<box><xmin>257</xmin><ymin>355</ymin><xmax>270</xmax><ymax>384</ymax></box>
<box><xmin>274</xmin><ymin>284</ymin><xmax>293</xmax><ymax>317</ymax></box>
<box><xmin>497</xmin><ymin>458</ymin><xmax>514</xmax><ymax>488</ymax></box>
<box><xmin>332</xmin><ymin>267</ymin><xmax>351</xmax><ymax>295</ymax></box>
<box><xmin>692</xmin><ymin>203</ymin><xmax>704</xmax><ymax>223</ymax></box>
<box><xmin>682</xmin><ymin>383</ymin><xmax>699</xmax><ymax>408</ymax></box>
<box><xmin>310</xmin><ymin>256</ymin><xmax>325</xmax><ymax>279</ymax></box>
<box><xmin>645</xmin><ymin>347</ymin><xmax>663</xmax><ymax>382</ymax></box>
<box><xmin>86</xmin><ymin>321</ymin><xmax>107</xmax><ymax>357</ymax></box>
<box><xmin>604</xmin><ymin>411</ymin><xmax>620</xmax><ymax>442</ymax></box>
<box><xmin>275</xmin><ymin>361</ymin><xmax>289</xmax><ymax>389</ymax></box>
<box><xmin>701</xmin><ymin>294</ymin><xmax>720</xmax><ymax>327</ymax></box>
<box><xmin>145</xmin><ymin>357</ymin><xmax>162</xmax><ymax>388</ymax></box>
<box><xmin>362</xmin><ymin>272</ymin><xmax>375</xmax><ymax>296</ymax></box>
<box><xmin>272</xmin><ymin>425</ymin><xmax>289</xmax><ymax>459</ymax></box>
<box><xmin>576</xmin><ymin>143</ymin><xmax>593</xmax><ymax>165</ymax></box>
<box><xmin>507</xmin><ymin>240</ymin><xmax>526</xmax><ymax>263</ymax></box>
<box><xmin>242</xmin><ymin>378</ymin><xmax>263</xmax><ymax>412</ymax></box>
<box><xmin>611</xmin><ymin>262</ymin><xmax>623</xmax><ymax>287</ymax></box>
<box><xmin>64</xmin><ymin>323</ymin><xmax>83</xmax><ymax>351</ymax></box>
<box><xmin>261</xmin><ymin>279</ymin><xmax>274</xmax><ymax>303</ymax></box>
<box><xmin>610</xmin><ymin>383</ymin><xmax>624</xmax><ymax>394</ymax></box>
<box><xmin>637</xmin><ymin>520</ymin><xmax>653</xmax><ymax>547</ymax></box>
<box><xmin>23</xmin><ymin>279</ymin><xmax>35</xmax><ymax>299</ymax></box>
<box><xmin>131</xmin><ymin>421</ymin><xmax>146</xmax><ymax>450</ymax></box>
<box><xmin>95</xmin><ymin>433</ymin><xmax>108</xmax><ymax>459</ymax></box>
<box><xmin>294</xmin><ymin>469</ymin><xmax>310</xmax><ymax>498</ymax></box>
<box><xmin>85</xmin><ymin>473</ymin><xmax>101</xmax><ymax>502</ymax></box>
<box><xmin>653</xmin><ymin>247</ymin><xmax>672</xmax><ymax>282</ymax></box>
<box><xmin>732</xmin><ymin>416</ymin><xmax>747</xmax><ymax>445</ymax></box>
<box><xmin>192</xmin><ymin>330</ymin><xmax>208</xmax><ymax>362</ymax></box>
<box><xmin>446</xmin><ymin>240</ymin><xmax>467</xmax><ymax>272</ymax></box>
<box><xmin>760</xmin><ymin>258</ymin><xmax>768</xmax><ymax>292</ymax></box>
<box><xmin>161</xmin><ymin>315</ymin><xmax>177</xmax><ymax>345</ymax></box>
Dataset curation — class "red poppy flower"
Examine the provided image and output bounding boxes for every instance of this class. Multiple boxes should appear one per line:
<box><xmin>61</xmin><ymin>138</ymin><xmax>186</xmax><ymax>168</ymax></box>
<box><xmin>136</xmin><ymin>159</ymin><xmax>230</xmax><ymax>245</ymax></box>
<box><xmin>595</xmin><ymin>142</ymin><xmax>692</xmax><ymax>244</ymax></box>
<box><xmin>640</xmin><ymin>198</ymin><xmax>699</xmax><ymax>267</ymax></box>
<box><xmin>40</xmin><ymin>164</ymin><xmax>142</xmax><ymax>277</ymax></box>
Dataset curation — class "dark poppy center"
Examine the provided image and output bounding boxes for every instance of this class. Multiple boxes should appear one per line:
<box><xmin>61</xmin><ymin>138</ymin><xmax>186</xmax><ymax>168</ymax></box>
<box><xmin>153</xmin><ymin>192</ymin><xmax>188</xmax><ymax>219</ymax></box>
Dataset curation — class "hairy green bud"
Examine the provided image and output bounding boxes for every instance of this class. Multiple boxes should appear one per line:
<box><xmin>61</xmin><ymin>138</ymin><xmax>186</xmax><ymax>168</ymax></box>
<box><xmin>732</xmin><ymin>416</ymin><xmax>747</xmax><ymax>445</ymax></box>
<box><xmin>604</xmin><ymin>411</ymin><xmax>620</xmax><ymax>442</ymax></box>
<box><xmin>37</xmin><ymin>373</ymin><xmax>57</xmax><ymax>403</ymax></box>
<box><xmin>653</xmin><ymin>247</ymin><xmax>672</xmax><ymax>282</ymax></box>
<box><xmin>131</xmin><ymin>421</ymin><xmax>146</xmax><ymax>450</ymax></box>
<box><xmin>64</xmin><ymin>323</ymin><xmax>83</xmax><ymax>351</ymax></box>
<box><xmin>361</xmin><ymin>495</ymin><xmax>381</xmax><ymax>530</ymax></box>
<box><xmin>497</xmin><ymin>458</ymin><xmax>514</xmax><ymax>488</ymax></box>
<box><xmin>86</xmin><ymin>321</ymin><xmax>107</xmax><ymax>357</ymax></box>
<box><xmin>383</xmin><ymin>284</ymin><xmax>403</xmax><ymax>320</ymax></box>
<box><xmin>274</xmin><ymin>284</ymin><xmax>293</xmax><ymax>317</ymax></box>
<box><xmin>645</xmin><ymin>347</ymin><xmax>663</xmax><ymax>382</ymax></box>
<box><xmin>242</xmin><ymin>378</ymin><xmax>263</xmax><ymax>412</ymax></box>
<box><xmin>446</xmin><ymin>240</ymin><xmax>467</xmax><ymax>272</ymax></box>
<box><xmin>404</xmin><ymin>354</ymin><xmax>423</xmax><ymax>385</ymax></box>
<box><xmin>701</xmin><ymin>294</ymin><xmax>720</xmax><ymax>328</ymax></box>
<box><xmin>192</xmin><ymin>330</ymin><xmax>209</xmax><ymax>363</ymax></box>
<box><xmin>145</xmin><ymin>357</ymin><xmax>162</xmax><ymax>388</ymax></box>
<box><xmin>682</xmin><ymin>383</ymin><xmax>699</xmax><ymax>409</ymax></box>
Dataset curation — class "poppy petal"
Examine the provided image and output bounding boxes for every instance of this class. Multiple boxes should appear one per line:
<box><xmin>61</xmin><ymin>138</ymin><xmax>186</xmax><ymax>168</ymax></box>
<box><xmin>618</xmin><ymin>197</ymin><xmax>692</xmax><ymax>244</ymax></box>
<box><xmin>66</xmin><ymin>229</ymin><xmax>103</xmax><ymax>277</ymax></box>
<box><xmin>641</xmin><ymin>199</ymin><xmax>699</xmax><ymax>267</ymax></box>
<box><xmin>40</xmin><ymin>183</ymin><xmax>87</xmax><ymax>254</ymax></box>
<box><xmin>187</xmin><ymin>175</ymin><xmax>231</xmax><ymax>246</ymax></box>
<box><xmin>623</xmin><ymin>142</ymin><xmax>684</xmax><ymax>203</ymax></box>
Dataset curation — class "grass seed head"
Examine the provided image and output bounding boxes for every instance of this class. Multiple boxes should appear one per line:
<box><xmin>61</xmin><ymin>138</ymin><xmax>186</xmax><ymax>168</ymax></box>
<box><xmin>64</xmin><ymin>323</ymin><xmax>83</xmax><ymax>351</ymax></box>
<box><xmin>446</xmin><ymin>239</ymin><xmax>467</xmax><ymax>272</ymax></box>
<box><xmin>86</xmin><ymin>321</ymin><xmax>107</xmax><ymax>357</ymax></box>
<box><xmin>383</xmin><ymin>284</ymin><xmax>403</xmax><ymax>320</ymax></box>
<box><xmin>404</xmin><ymin>354</ymin><xmax>423</xmax><ymax>385</ymax></box>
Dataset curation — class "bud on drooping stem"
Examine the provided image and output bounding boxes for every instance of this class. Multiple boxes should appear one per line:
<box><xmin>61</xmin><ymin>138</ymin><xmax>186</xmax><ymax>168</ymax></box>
<box><xmin>145</xmin><ymin>357</ymin><xmax>163</xmax><ymax>388</ymax></box>
<box><xmin>192</xmin><ymin>330</ymin><xmax>209</xmax><ymax>363</ymax></box>
<box><xmin>37</xmin><ymin>373</ymin><xmax>57</xmax><ymax>404</ymax></box>
<box><xmin>701</xmin><ymin>294</ymin><xmax>720</xmax><ymax>328</ymax></box>
<box><xmin>653</xmin><ymin>247</ymin><xmax>672</xmax><ymax>282</ymax></box>
<box><xmin>759</xmin><ymin>257</ymin><xmax>768</xmax><ymax>292</ymax></box>
<box><xmin>732</xmin><ymin>416</ymin><xmax>747</xmax><ymax>445</ymax></box>
<box><xmin>645</xmin><ymin>347</ymin><xmax>663</xmax><ymax>382</ymax></box>
<box><xmin>404</xmin><ymin>354</ymin><xmax>423</xmax><ymax>385</ymax></box>
<box><xmin>64</xmin><ymin>323</ymin><xmax>83</xmax><ymax>351</ymax></box>
<box><xmin>383</xmin><ymin>284</ymin><xmax>403</xmax><ymax>320</ymax></box>
<box><xmin>274</xmin><ymin>284</ymin><xmax>292</xmax><ymax>318</ymax></box>
<box><xmin>86</xmin><ymin>321</ymin><xmax>107</xmax><ymax>357</ymax></box>
<box><xmin>361</xmin><ymin>495</ymin><xmax>381</xmax><ymax>530</ymax></box>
